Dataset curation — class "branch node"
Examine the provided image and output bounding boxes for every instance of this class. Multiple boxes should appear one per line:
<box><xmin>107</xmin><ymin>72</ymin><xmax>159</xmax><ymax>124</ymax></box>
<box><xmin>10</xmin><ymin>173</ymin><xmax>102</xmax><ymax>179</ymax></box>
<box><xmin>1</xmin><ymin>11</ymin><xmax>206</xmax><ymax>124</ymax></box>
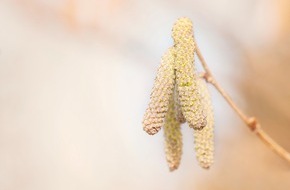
<box><xmin>201</xmin><ymin>72</ymin><xmax>214</xmax><ymax>83</ymax></box>
<box><xmin>246</xmin><ymin>117</ymin><xmax>259</xmax><ymax>131</ymax></box>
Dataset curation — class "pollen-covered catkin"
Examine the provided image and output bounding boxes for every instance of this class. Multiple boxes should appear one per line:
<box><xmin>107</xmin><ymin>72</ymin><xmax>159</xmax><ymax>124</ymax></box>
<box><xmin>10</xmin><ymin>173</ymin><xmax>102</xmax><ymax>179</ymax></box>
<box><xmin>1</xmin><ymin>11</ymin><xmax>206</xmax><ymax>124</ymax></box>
<box><xmin>193</xmin><ymin>79</ymin><xmax>214</xmax><ymax>169</ymax></box>
<box><xmin>172</xmin><ymin>17</ymin><xmax>207</xmax><ymax>130</ymax></box>
<box><xmin>164</xmin><ymin>94</ymin><xmax>183</xmax><ymax>171</ymax></box>
<box><xmin>174</xmin><ymin>84</ymin><xmax>186</xmax><ymax>123</ymax></box>
<box><xmin>143</xmin><ymin>17</ymin><xmax>215</xmax><ymax>171</ymax></box>
<box><xmin>143</xmin><ymin>47</ymin><xmax>176</xmax><ymax>135</ymax></box>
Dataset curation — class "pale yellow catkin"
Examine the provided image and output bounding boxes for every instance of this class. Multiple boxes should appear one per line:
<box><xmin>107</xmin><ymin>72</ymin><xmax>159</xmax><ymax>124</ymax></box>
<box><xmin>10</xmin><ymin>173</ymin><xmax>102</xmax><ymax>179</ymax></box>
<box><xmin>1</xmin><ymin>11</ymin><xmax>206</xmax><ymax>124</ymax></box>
<box><xmin>174</xmin><ymin>83</ymin><xmax>186</xmax><ymax>123</ymax></box>
<box><xmin>164</xmin><ymin>93</ymin><xmax>183</xmax><ymax>171</ymax></box>
<box><xmin>143</xmin><ymin>17</ymin><xmax>215</xmax><ymax>171</ymax></box>
<box><xmin>172</xmin><ymin>17</ymin><xmax>207</xmax><ymax>130</ymax></box>
<box><xmin>193</xmin><ymin>79</ymin><xmax>214</xmax><ymax>169</ymax></box>
<box><xmin>143</xmin><ymin>47</ymin><xmax>176</xmax><ymax>135</ymax></box>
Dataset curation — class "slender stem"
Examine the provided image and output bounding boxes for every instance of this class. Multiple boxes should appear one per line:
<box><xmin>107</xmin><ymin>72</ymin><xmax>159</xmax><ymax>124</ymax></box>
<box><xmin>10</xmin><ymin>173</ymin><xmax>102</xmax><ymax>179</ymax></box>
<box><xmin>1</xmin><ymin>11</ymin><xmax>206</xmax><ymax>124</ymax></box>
<box><xmin>196</xmin><ymin>44</ymin><xmax>290</xmax><ymax>164</ymax></box>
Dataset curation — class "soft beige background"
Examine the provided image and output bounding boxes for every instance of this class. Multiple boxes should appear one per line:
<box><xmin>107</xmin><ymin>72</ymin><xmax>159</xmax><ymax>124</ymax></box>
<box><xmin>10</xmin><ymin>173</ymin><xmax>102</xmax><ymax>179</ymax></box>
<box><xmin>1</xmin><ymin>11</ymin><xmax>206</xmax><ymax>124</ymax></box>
<box><xmin>0</xmin><ymin>0</ymin><xmax>290</xmax><ymax>190</ymax></box>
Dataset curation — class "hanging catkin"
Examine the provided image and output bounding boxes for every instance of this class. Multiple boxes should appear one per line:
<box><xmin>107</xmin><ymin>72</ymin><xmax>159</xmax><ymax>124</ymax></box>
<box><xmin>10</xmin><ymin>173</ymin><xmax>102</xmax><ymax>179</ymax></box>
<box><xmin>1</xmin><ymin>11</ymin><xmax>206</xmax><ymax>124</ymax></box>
<box><xmin>193</xmin><ymin>79</ymin><xmax>214</xmax><ymax>169</ymax></box>
<box><xmin>163</xmin><ymin>92</ymin><xmax>183</xmax><ymax>171</ymax></box>
<box><xmin>172</xmin><ymin>18</ymin><xmax>207</xmax><ymax>130</ymax></box>
<box><xmin>143</xmin><ymin>47</ymin><xmax>176</xmax><ymax>135</ymax></box>
<box><xmin>143</xmin><ymin>17</ymin><xmax>215</xmax><ymax>171</ymax></box>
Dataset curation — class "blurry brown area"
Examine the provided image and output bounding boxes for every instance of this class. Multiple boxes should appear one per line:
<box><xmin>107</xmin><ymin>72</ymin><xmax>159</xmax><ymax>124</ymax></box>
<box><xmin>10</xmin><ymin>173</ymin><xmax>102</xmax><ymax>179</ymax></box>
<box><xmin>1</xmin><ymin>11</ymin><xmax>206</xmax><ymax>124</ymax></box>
<box><xmin>243</xmin><ymin>40</ymin><xmax>290</xmax><ymax>150</ymax></box>
<box><xmin>240</xmin><ymin>0</ymin><xmax>290</xmax><ymax>154</ymax></box>
<box><xmin>0</xmin><ymin>0</ymin><xmax>290</xmax><ymax>190</ymax></box>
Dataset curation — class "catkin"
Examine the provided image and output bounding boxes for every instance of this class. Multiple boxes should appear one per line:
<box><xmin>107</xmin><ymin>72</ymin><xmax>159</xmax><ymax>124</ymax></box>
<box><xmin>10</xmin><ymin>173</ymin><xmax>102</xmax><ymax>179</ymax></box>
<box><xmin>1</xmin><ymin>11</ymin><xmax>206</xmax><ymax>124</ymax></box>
<box><xmin>143</xmin><ymin>17</ymin><xmax>215</xmax><ymax>171</ymax></box>
<box><xmin>193</xmin><ymin>79</ymin><xmax>214</xmax><ymax>169</ymax></box>
<box><xmin>172</xmin><ymin>17</ymin><xmax>207</xmax><ymax>130</ymax></box>
<box><xmin>143</xmin><ymin>47</ymin><xmax>176</xmax><ymax>135</ymax></box>
<box><xmin>174</xmin><ymin>83</ymin><xmax>186</xmax><ymax>123</ymax></box>
<box><xmin>164</xmin><ymin>93</ymin><xmax>183</xmax><ymax>171</ymax></box>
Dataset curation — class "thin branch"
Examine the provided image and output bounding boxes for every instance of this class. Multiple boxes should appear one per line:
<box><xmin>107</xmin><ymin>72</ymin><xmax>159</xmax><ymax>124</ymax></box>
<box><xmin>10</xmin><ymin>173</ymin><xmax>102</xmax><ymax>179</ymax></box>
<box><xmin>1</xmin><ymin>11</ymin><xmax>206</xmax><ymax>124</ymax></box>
<box><xmin>196</xmin><ymin>44</ymin><xmax>290</xmax><ymax>164</ymax></box>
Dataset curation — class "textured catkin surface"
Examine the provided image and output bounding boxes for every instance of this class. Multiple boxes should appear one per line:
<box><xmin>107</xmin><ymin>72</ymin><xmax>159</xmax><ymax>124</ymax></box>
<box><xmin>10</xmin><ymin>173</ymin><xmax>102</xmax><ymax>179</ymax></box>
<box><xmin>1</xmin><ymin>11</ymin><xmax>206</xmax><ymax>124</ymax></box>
<box><xmin>193</xmin><ymin>79</ymin><xmax>214</xmax><ymax>169</ymax></box>
<box><xmin>164</xmin><ymin>93</ymin><xmax>182</xmax><ymax>171</ymax></box>
<box><xmin>174</xmin><ymin>83</ymin><xmax>186</xmax><ymax>123</ymax></box>
<box><xmin>143</xmin><ymin>17</ymin><xmax>214</xmax><ymax>171</ymax></box>
<box><xmin>143</xmin><ymin>47</ymin><xmax>176</xmax><ymax>135</ymax></box>
<box><xmin>172</xmin><ymin>18</ymin><xmax>207</xmax><ymax>130</ymax></box>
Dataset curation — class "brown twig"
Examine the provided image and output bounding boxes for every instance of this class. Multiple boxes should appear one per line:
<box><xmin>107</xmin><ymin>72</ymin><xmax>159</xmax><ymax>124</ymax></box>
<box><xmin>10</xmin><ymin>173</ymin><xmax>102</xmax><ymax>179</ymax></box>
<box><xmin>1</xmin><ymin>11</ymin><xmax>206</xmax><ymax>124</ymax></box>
<box><xmin>196</xmin><ymin>44</ymin><xmax>290</xmax><ymax>164</ymax></box>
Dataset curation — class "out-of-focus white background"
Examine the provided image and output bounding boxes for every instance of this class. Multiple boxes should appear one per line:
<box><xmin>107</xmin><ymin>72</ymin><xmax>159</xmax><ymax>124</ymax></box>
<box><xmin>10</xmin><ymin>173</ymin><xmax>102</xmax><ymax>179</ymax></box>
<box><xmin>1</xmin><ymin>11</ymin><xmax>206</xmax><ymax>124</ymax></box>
<box><xmin>0</xmin><ymin>0</ymin><xmax>290</xmax><ymax>190</ymax></box>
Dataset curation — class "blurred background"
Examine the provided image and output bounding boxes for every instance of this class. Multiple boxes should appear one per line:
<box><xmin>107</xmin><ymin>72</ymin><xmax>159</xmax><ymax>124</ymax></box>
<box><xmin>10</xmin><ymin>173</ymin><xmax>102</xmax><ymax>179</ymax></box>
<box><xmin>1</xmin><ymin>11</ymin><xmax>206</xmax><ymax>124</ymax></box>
<box><xmin>0</xmin><ymin>0</ymin><xmax>290</xmax><ymax>189</ymax></box>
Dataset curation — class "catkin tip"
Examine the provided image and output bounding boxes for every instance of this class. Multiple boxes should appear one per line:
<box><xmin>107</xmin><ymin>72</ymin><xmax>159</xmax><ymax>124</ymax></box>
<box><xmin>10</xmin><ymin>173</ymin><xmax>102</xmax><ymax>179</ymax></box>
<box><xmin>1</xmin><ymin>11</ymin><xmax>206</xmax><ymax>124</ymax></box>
<box><xmin>169</xmin><ymin>164</ymin><xmax>179</xmax><ymax>172</ymax></box>
<box><xmin>172</xmin><ymin>17</ymin><xmax>193</xmax><ymax>43</ymax></box>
